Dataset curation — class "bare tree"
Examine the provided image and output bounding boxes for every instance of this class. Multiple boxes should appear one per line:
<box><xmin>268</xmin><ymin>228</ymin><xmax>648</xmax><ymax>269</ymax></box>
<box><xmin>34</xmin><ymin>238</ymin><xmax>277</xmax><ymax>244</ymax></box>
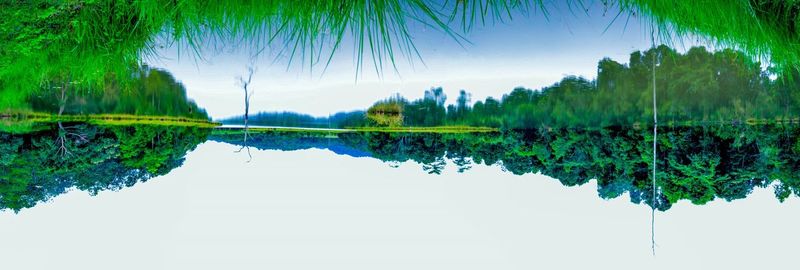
<box><xmin>234</xmin><ymin>66</ymin><xmax>256</xmax><ymax>162</ymax></box>
<box><xmin>53</xmin><ymin>78</ymin><xmax>88</xmax><ymax>157</ymax></box>
<box><xmin>650</xmin><ymin>25</ymin><xmax>659</xmax><ymax>257</ymax></box>
<box><xmin>58</xmin><ymin>80</ymin><xmax>68</xmax><ymax>116</ymax></box>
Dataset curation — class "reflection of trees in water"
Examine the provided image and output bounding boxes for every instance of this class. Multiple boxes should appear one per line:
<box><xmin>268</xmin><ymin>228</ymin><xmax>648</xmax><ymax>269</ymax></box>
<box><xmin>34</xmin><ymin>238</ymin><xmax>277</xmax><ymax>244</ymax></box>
<box><xmin>234</xmin><ymin>66</ymin><xmax>256</xmax><ymax>162</ymax></box>
<box><xmin>336</xmin><ymin>126</ymin><xmax>800</xmax><ymax>210</ymax></box>
<box><xmin>51</xmin><ymin>83</ymin><xmax>93</xmax><ymax>157</ymax></box>
<box><xmin>54</xmin><ymin>122</ymin><xmax>91</xmax><ymax>157</ymax></box>
<box><xmin>0</xmin><ymin>124</ymin><xmax>210</xmax><ymax>212</ymax></box>
<box><xmin>207</xmin><ymin>125</ymin><xmax>800</xmax><ymax>211</ymax></box>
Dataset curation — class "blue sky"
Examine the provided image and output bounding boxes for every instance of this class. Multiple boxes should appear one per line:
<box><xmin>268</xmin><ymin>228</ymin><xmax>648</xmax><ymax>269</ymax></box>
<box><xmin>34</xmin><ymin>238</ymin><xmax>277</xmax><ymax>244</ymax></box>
<box><xmin>147</xmin><ymin>1</ymin><xmax>700</xmax><ymax>119</ymax></box>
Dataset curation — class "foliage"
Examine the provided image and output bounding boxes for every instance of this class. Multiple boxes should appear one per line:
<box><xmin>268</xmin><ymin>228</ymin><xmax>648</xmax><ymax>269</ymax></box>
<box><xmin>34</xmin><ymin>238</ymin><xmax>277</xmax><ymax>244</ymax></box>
<box><xmin>3</xmin><ymin>1</ymin><xmax>798</xmax><ymax>83</ymax></box>
<box><xmin>367</xmin><ymin>96</ymin><xmax>405</xmax><ymax>127</ymax></box>
<box><xmin>0</xmin><ymin>0</ymin><xmax>542</xmax><ymax>92</ymax></box>
<box><xmin>353</xmin><ymin>46</ymin><xmax>797</xmax><ymax>129</ymax></box>
<box><xmin>1</xmin><ymin>65</ymin><xmax>209</xmax><ymax>120</ymax></box>
<box><xmin>0</xmin><ymin>123</ymin><xmax>210</xmax><ymax>212</ymax></box>
<box><xmin>618</xmin><ymin>0</ymin><xmax>800</xmax><ymax>74</ymax></box>
<box><xmin>222</xmin><ymin>111</ymin><xmax>365</xmax><ymax>129</ymax></box>
<box><xmin>215</xmin><ymin>124</ymin><xmax>800</xmax><ymax>211</ymax></box>
<box><xmin>228</xmin><ymin>45</ymin><xmax>796</xmax><ymax>129</ymax></box>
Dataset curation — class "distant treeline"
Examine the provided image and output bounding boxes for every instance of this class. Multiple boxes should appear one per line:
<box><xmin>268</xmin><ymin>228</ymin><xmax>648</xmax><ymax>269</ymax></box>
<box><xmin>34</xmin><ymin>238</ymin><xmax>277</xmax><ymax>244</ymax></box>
<box><xmin>221</xmin><ymin>111</ymin><xmax>365</xmax><ymax>128</ymax></box>
<box><xmin>31</xmin><ymin>66</ymin><xmax>209</xmax><ymax>119</ymax></box>
<box><xmin>229</xmin><ymin>46</ymin><xmax>800</xmax><ymax>129</ymax></box>
<box><xmin>2</xmin><ymin>65</ymin><xmax>209</xmax><ymax>120</ymax></box>
<box><xmin>367</xmin><ymin>46</ymin><xmax>800</xmax><ymax>128</ymax></box>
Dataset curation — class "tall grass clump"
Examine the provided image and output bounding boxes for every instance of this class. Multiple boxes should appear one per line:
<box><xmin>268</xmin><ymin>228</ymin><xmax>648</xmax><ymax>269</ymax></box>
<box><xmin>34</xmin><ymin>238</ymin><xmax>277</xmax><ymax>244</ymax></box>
<box><xmin>3</xmin><ymin>0</ymin><xmax>798</xmax><ymax>96</ymax></box>
<box><xmin>1</xmin><ymin>0</ymin><xmax>544</xmax><ymax>92</ymax></box>
<box><xmin>616</xmin><ymin>0</ymin><xmax>800</xmax><ymax>75</ymax></box>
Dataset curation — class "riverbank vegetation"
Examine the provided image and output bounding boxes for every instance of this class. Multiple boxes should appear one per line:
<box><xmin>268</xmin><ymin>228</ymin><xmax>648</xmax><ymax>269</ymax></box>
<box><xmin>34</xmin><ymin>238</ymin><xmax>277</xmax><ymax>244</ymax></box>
<box><xmin>423</xmin><ymin>45</ymin><xmax>800</xmax><ymax>128</ymax></box>
<box><xmin>352</xmin><ymin>126</ymin><xmax>498</xmax><ymax>133</ymax></box>
<box><xmin>2</xmin><ymin>65</ymin><xmax>209</xmax><ymax>119</ymax></box>
<box><xmin>228</xmin><ymin>45</ymin><xmax>800</xmax><ymax>129</ymax></box>
<box><xmin>1</xmin><ymin>64</ymin><xmax>212</xmax><ymax>132</ymax></box>
<box><xmin>1</xmin><ymin>113</ymin><xmax>218</xmax><ymax>134</ymax></box>
<box><xmin>220</xmin><ymin>111</ymin><xmax>365</xmax><ymax>129</ymax></box>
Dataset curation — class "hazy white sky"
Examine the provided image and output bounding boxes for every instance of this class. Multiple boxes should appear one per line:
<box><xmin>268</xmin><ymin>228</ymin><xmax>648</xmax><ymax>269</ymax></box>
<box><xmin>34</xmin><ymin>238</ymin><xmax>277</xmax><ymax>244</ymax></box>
<box><xmin>2</xmin><ymin>142</ymin><xmax>797</xmax><ymax>269</ymax></box>
<box><xmin>146</xmin><ymin>2</ymin><xmax>698</xmax><ymax>119</ymax></box>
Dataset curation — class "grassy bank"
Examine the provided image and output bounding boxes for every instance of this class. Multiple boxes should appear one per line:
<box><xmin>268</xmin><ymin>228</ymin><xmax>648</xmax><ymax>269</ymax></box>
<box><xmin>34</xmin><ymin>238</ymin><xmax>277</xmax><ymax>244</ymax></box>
<box><xmin>352</xmin><ymin>126</ymin><xmax>498</xmax><ymax>133</ymax></box>
<box><xmin>213</xmin><ymin>127</ymin><xmax>348</xmax><ymax>138</ymax></box>
<box><xmin>213</xmin><ymin>125</ymin><xmax>498</xmax><ymax>135</ymax></box>
<box><xmin>0</xmin><ymin>112</ymin><xmax>219</xmax><ymax>133</ymax></box>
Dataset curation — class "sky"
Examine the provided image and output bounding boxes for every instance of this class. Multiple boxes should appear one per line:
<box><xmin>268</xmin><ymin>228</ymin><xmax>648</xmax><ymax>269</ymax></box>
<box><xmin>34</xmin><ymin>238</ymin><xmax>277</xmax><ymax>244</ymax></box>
<box><xmin>146</xmin><ymin>1</ymin><xmax>700</xmax><ymax>119</ymax></box>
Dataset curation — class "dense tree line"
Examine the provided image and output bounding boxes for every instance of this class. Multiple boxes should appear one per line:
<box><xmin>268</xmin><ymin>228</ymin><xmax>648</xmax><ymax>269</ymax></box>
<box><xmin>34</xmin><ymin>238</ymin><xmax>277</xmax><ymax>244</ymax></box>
<box><xmin>26</xmin><ymin>65</ymin><xmax>209</xmax><ymax>119</ymax></box>
<box><xmin>363</xmin><ymin>46</ymin><xmax>799</xmax><ymax>128</ymax></box>
<box><xmin>233</xmin><ymin>46</ymin><xmax>799</xmax><ymax>129</ymax></box>
<box><xmin>221</xmin><ymin>111</ymin><xmax>365</xmax><ymax>129</ymax></box>
<box><xmin>209</xmin><ymin>130</ymin><xmax>372</xmax><ymax>158</ymax></box>
<box><xmin>0</xmin><ymin>123</ymin><xmax>210</xmax><ymax>212</ymax></box>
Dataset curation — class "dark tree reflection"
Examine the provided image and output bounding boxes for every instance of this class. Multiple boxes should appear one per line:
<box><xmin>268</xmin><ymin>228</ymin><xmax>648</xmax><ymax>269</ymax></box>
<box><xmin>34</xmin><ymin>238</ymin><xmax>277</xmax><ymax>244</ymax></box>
<box><xmin>0</xmin><ymin>123</ymin><xmax>210</xmax><ymax>212</ymax></box>
<box><xmin>214</xmin><ymin>125</ymin><xmax>800</xmax><ymax>211</ymax></box>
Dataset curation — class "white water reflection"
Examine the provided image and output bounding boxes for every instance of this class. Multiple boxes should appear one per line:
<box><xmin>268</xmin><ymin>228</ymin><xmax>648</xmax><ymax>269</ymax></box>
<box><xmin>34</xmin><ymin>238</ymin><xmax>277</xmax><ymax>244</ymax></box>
<box><xmin>1</xmin><ymin>141</ymin><xmax>797</xmax><ymax>269</ymax></box>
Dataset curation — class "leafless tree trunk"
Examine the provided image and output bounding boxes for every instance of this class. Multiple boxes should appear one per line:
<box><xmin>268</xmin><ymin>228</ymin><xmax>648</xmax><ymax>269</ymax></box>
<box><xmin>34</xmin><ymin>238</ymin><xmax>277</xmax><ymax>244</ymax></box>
<box><xmin>650</xmin><ymin>25</ymin><xmax>659</xmax><ymax>257</ymax></box>
<box><xmin>234</xmin><ymin>66</ymin><xmax>256</xmax><ymax>162</ymax></box>
<box><xmin>58</xmin><ymin>81</ymin><xmax>67</xmax><ymax>116</ymax></box>
<box><xmin>53</xmin><ymin>78</ymin><xmax>88</xmax><ymax>157</ymax></box>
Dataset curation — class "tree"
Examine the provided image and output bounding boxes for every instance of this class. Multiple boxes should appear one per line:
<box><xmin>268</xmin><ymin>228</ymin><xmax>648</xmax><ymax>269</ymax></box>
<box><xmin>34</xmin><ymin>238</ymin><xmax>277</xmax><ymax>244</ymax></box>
<box><xmin>235</xmin><ymin>66</ymin><xmax>256</xmax><ymax>162</ymax></box>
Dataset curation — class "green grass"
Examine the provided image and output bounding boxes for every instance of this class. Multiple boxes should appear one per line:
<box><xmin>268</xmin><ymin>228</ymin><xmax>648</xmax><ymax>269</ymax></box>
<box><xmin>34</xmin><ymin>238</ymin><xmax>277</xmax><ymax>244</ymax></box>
<box><xmin>212</xmin><ymin>128</ymin><xmax>344</xmax><ymax>138</ymax></box>
<box><xmin>213</xmin><ymin>125</ymin><xmax>498</xmax><ymax>135</ymax></box>
<box><xmin>1</xmin><ymin>112</ymin><xmax>220</xmax><ymax>132</ymax></box>
<box><xmin>217</xmin><ymin>126</ymin><xmax>351</xmax><ymax>134</ymax></box>
<box><xmin>353</xmin><ymin>126</ymin><xmax>499</xmax><ymax>133</ymax></box>
<box><xmin>0</xmin><ymin>0</ymin><xmax>543</xmax><ymax>91</ymax></box>
<box><xmin>2</xmin><ymin>0</ymin><xmax>798</xmax><ymax>100</ymax></box>
<box><xmin>617</xmin><ymin>0</ymin><xmax>800</xmax><ymax>75</ymax></box>
<box><xmin>0</xmin><ymin>119</ymin><xmax>50</xmax><ymax>134</ymax></box>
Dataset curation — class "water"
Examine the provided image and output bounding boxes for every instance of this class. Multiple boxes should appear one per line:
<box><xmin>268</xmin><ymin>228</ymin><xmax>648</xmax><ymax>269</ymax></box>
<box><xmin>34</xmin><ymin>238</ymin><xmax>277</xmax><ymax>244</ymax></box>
<box><xmin>1</xmin><ymin>123</ymin><xmax>798</xmax><ymax>269</ymax></box>
<box><xmin>4</xmin><ymin>123</ymin><xmax>799</xmax><ymax>212</ymax></box>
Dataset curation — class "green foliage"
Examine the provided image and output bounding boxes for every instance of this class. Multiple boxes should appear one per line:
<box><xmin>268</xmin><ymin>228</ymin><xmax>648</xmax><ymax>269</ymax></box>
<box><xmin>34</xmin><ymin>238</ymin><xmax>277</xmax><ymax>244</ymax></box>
<box><xmin>229</xmin><ymin>45</ymin><xmax>795</xmax><ymax>130</ymax></box>
<box><xmin>0</xmin><ymin>123</ymin><xmax>210</xmax><ymax>212</ymax></box>
<box><xmin>3</xmin><ymin>0</ymin><xmax>799</xmax><ymax>95</ymax></box>
<box><xmin>367</xmin><ymin>97</ymin><xmax>405</xmax><ymax>127</ymax></box>
<box><xmin>0</xmin><ymin>0</ymin><xmax>544</xmax><ymax>91</ymax></box>
<box><xmin>349</xmin><ymin>46</ymin><xmax>797</xmax><ymax>129</ymax></box>
<box><xmin>221</xmin><ymin>111</ymin><xmax>365</xmax><ymax>129</ymax></box>
<box><xmin>1</xmin><ymin>65</ymin><xmax>209</xmax><ymax>120</ymax></box>
<box><xmin>619</xmin><ymin>0</ymin><xmax>800</xmax><ymax>74</ymax></box>
<box><xmin>214</xmin><ymin>125</ymin><xmax>800</xmax><ymax>210</ymax></box>
<box><xmin>362</xmin><ymin>87</ymin><xmax>449</xmax><ymax>127</ymax></box>
<box><xmin>30</xmin><ymin>66</ymin><xmax>209</xmax><ymax>119</ymax></box>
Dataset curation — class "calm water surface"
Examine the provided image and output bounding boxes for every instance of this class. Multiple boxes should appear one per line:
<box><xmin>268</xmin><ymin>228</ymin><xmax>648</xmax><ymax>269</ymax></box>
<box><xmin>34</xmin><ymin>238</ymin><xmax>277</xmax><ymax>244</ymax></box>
<box><xmin>1</xmin><ymin>125</ymin><xmax>798</xmax><ymax>269</ymax></box>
